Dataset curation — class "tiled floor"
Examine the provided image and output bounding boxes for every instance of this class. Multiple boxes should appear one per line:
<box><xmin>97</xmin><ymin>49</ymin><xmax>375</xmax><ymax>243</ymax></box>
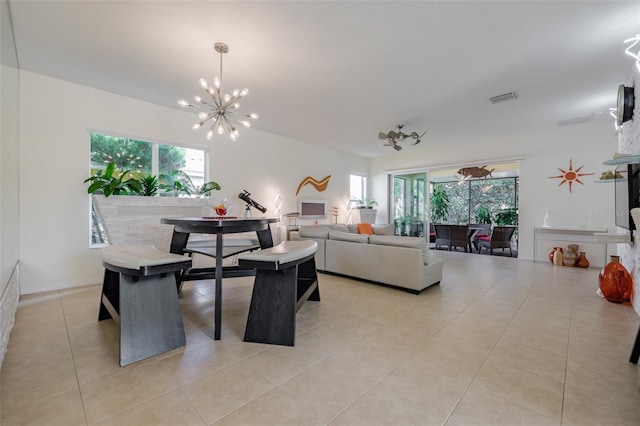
<box><xmin>2</xmin><ymin>251</ymin><xmax>639</xmax><ymax>425</ymax></box>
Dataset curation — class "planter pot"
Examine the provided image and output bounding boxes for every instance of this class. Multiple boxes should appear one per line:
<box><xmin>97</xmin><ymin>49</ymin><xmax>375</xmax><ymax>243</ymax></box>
<box><xmin>598</xmin><ymin>255</ymin><xmax>632</xmax><ymax>303</ymax></box>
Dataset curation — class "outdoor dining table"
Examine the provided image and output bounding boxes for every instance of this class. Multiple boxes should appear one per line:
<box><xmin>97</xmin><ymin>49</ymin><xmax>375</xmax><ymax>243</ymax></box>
<box><xmin>161</xmin><ymin>216</ymin><xmax>279</xmax><ymax>340</ymax></box>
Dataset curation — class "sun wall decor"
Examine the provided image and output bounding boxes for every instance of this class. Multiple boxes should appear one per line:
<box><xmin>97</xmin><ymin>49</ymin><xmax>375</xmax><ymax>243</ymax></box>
<box><xmin>295</xmin><ymin>175</ymin><xmax>331</xmax><ymax>196</ymax></box>
<box><xmin>548</xmin><ymin>159</ymin><xmax>594</xmax><ymax>193</ymax></box>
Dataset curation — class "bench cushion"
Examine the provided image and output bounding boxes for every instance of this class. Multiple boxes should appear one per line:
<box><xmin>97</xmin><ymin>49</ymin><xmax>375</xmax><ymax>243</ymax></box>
<box><xmin>239</xmin><ymin>240</ymin><xmax>318</xmax><ymax>264</ymax></box>
<box><xmin>102</xmin><ymin>244</ymin><xmax>189</xmax><ymax>270</ymax></box>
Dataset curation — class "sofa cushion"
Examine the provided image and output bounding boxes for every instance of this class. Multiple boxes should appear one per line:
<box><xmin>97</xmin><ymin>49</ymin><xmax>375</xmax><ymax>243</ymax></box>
<box><xmin>372</xmin><ymin>224</ymin><xmax>395</xmax><ymax>235</ymax></box>
<box><xmin>299</xmin><ymin>225</ymin><xmax>330</xmax><ymax>239</ymax></box>
<box><xmin>357</xmin><ymin>223</ymin><xmax>374</xmax><ymax>235</ymax></box>
<box><xmin>329</xmin><ymin>224</ymin><xmax>350</xmax><ymax>233</ymax></box>
<box><xmin>369</xmin><ymin>235</ymin><xmax>429</xmax><ymax>265</ymax></box>
<box><xmin>347</xmin><ymin>224</ymin><xmax>359</xmax><ymax>234</ymax></box>
<box><xmin>329</xmin><ymin>230</ymin><xmax>369</xmax><ymax>243</ymax></box>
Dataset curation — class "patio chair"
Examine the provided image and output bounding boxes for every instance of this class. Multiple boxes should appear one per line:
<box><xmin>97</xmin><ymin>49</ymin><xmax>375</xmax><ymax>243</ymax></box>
<box><xmin>468</xmin><ymin>223</ymin><xmax>491</xmax><ymax>251</ymax></box>
<box><xmin>433</xmin><ymin>224</ymin><xmax>450</xmax><ymax>250</ymax></box>
<box><xmin>448</xmin><ymin>225</ymin><xmax>470</xmax><ymax>252</ymax></box>
<box><xmin>477</xmin><ymin>226</ymin><xmax>516</xmax><ymax>255</ymax></box>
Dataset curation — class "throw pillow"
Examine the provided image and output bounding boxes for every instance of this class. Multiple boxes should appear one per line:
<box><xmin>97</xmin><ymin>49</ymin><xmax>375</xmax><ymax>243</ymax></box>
<box><xmin>357</xmin><ymin>223</ymin><xmax>374</xmax><ymax>235</ymax></box>
<box><xmin>369</xmin><ymin>235</ymin><xmax>429</xmax><ymax>265</ymax></box>
<box><xmin>329</xmin><ymin>230</ymin><xmax>370</xmax><ymax>243</ymax></box>
<box><xmin>298</xmin><ymin>225</ymin><xmax>329</xmax><ymax>239</ymax></box>
<box><xmin>372</xmin><ymin>224</ymin><xmax>394</xmax><ymax>235</ymax></box>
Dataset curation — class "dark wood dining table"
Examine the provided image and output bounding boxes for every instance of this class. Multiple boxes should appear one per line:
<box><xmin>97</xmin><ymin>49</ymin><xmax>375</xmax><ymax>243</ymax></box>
<box><xmin>161</xmin><ymin>216</ymin><xmax>279</xmax><ymax>340</ymax></box>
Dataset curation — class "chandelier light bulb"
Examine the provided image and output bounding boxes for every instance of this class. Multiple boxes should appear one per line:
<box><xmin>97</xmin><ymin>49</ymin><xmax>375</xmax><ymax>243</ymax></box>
<box><xmin>249</xmin><ymin>113</ymin><xmax>259</xmax><ymax>119</ymax></box>
<box><xmin>194</xmin><ymin>96</ymin><xmax>202</xmax><ymax>103</ymax></box>
<box><xmin>240</xmin><ymin>88</ymin><xmax>249</xmax><ymax>96</ymax></box>
<box><xmin>198</xmin><ymin>112</ymin><xmax>208</xmax><ymax>120</ymax></box>
<box><xmin>233</xmin><ymin>102</ymin><xmax>240</xmax><ymax>109</ymax></box>
<box><xmin>192</xmin><ymin>123</ymin><xmax>201</xmax><ymax>130</ymax></box>
<box><xmin>217</xmin><ymin>123</ymin><xmax>224</xmax><ymax>134</ymax></box>
<box><xmin>177</xmin><ymin>99</ymin><xmax>189</xmax><ymax>107</ymax></box>
<box><xmin>224</xmin><ymin>93</ymin><xmax>231</xmax><ymax>103</ymax></box>
<box><xmin>240</xmin><ymin>120</ymin><xmax>251</xmax><ymax>127</ymax></box>
<box><xmin>206</xmin><ymin>130</ymin><xmax>213</xmax><ymax>139</ymax></box>
<box><xmin>199</xmin><ymin>78</ymin><xmax>208</xmax><ymax>88</ymax></box>
<box><xmin>232</xmin><ymin>89</ymin><xmax>240</xmax><ymax>97</ymax></box>
<box><xmin>214</xmin><ymin>77</ymin><xmax>221</xmax><ymax>89</ymax></box>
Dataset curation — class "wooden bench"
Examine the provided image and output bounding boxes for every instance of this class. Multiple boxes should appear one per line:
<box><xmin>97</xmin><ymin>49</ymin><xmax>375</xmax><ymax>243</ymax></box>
<box><xmin>99</xmin><ymin>244</ymin><xmax>192</xmax><ymax>366</ymax></box>
<box><xmin>238</xmin><ymin>240</ymin><xmax>320</xmax><ymax>346</ymax></box>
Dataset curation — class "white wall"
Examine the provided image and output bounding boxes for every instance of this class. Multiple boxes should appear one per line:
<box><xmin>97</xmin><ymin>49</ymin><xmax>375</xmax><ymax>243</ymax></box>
<box><xmin>370</xmin><ymin>120</ymin><xmax>619</xmax><ymax>262</ymax></box>
<box><xmin>18</xmin><ymin>70</ymin><xmax>367</xmax><ymax>294</ymax></box>
<box><xmin>1</xmin><ymin>0</ymin><xmax>21</xmax><ymax>369</ymax></box>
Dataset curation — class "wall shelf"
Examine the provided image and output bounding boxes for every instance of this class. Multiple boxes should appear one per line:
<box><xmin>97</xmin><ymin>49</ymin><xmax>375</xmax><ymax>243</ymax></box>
<box><xmin>603</xmin><ymin>155</ymin><xmax>640</xmax><ymax>165</ymax></box>
<box><xmin>594</xmin><ymin>179</ymin><xmax>624</xmax><ymax>183</ymax></box>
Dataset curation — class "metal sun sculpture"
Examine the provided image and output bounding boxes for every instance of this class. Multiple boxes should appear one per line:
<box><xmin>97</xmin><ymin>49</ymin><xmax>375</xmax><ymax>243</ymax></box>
<box><xmin>548</xmin><ymin>159</ymin><xmax>595</xmax><ymax>193</ymax></box>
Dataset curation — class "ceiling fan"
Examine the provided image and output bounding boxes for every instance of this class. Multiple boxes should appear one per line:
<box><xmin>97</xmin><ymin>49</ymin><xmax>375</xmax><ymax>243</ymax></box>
<box><xmin>378</xmin><ymin>125</ymin><xmax>426</xmax><ymax>151</ymax></box>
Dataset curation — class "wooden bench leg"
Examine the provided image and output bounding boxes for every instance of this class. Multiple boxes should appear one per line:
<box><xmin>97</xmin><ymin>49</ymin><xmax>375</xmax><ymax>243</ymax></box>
<box><xmin>99</xmin><ymin>270</ymin><xmax>186</xmax><ymax>366</ymax></box>
<box><xmin>244</xmin><ymin>267</ymin><xmax>297</xmax><ymax>346</ymax></box>
<box><xmin>630</xmin><ymin>324</ymin><xmax>640</xmax><ymax>364</ymax></box>
<box><xmin>297</xmin><ymin>257</ymin><xmax>320</xmax><ymax>309</ymax></box>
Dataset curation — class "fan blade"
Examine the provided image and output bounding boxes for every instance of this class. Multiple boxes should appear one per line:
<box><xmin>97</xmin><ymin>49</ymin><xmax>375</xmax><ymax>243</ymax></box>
<box><xmin>394</xmin><ymin>144</ymin><xmax>402</xmax><ymax>151</ymax></box>
<box><xmin>378</xmin><ymin>132</ymin><xmax>388</xmax><ymax>140</ymax></box>
<box><xmin>409</xmin><ymin>132</ymin><xmax>419</xmax><ymax>139</ymax></box>
<box><xmin>387</xmin><ymin>130</ymin><xmax>399</xmax><ymax>139</ymax></box>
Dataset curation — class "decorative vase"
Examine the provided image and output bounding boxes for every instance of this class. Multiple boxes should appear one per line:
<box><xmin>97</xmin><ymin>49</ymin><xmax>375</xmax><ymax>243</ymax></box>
<box><xmin>549</xmin><ymin>247</ymin><xmax>563</xmax><ymax>264</ymax></box>
<box><xmin>553</xmin><ymin>248</ymin><xmax>563</xmax><ymax>266</ymax></box>
<box><xmin>575</xmin><ymin>252</ymin><xmax>589</xmax><ymax>268</ymax></box>
<box><xmin>598</xmin><ymin>255</ymin><xmax>632</xmax><ymax>303</ymax></box>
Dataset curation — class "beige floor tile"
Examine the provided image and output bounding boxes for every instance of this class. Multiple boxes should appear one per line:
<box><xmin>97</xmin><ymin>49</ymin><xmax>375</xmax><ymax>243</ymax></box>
<box><xmin>499</xmin><ymin>324</ymin><xmax>569</xmax><ymax>358</ymax></box>
<box><xmin>215</xmin><ymin>388</ymin><xmax>325</xmax><ymax>426</ymax></box>
<box><xmin>489</xmin><ymin>339</ymin><xmax>567</xmax><ymax>384</ymax></box>
<box><xmin>562</xmin><ymin>384</ymin><xmax>640</xmax><ymax>426</ymax></box>
<box><xmin>565</xmin><ymin>362</ymin><xmax>640</xmax><ymax>410</ymax></box>
<box><xmin>180</xmin><ymin>361</ymin><xmax>274</xmax><ymax>424</ymax></box>
<box><xmin>94</xmin><ymin>389</ymin><xmax>206</xmax><ymax>426</ymax></box>
<box><xmin>1</xmin><ymin>388</ymin><xmax>86</xmax><ymax>426</ymax></box>
<box><xmin>80</xmin><ymin>361</ymin><xmax>179</xmax><ymax>424</ymax></box>
<box><xmin>329</xmin><ymin>383</ymin><xmax>442</xmax><ymax>426</ymax></box>
<box><xmin>158</xmin><ymin>340</ymin><xmax>239</xmax><ymax>385</ymax></box>
<box><xmin>275</xmin><ymin>353</ymin><xmax>383</xmax><ymax>424</ymax></box>
<box><xmin>445</xmin><ymin>386</ymin><xmax>557</xmax><ymax>426</ymax></box>
<box><xmin>471</xmin><ymin>360</ymin><xmax>564</xmax><ymax>420</ymax></box>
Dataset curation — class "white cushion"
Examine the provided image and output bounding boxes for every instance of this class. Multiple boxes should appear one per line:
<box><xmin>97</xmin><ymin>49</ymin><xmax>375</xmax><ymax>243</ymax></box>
<box><xmin>298</xmin><ymin>225</ymin><xmax>330</xmax><ymax>239</ymax></box>
<box><xmin>102</xmin><ymin>244</ymin><xmax>188</xmax><ymax>270</ymax></box>
<box><xmin>239</xmin><ymin>240</ymin><xmax>317</xmax><ymax>263</ymax></box>
<box><xmin>369</xmin><ymin>235</ymin><xmax>429</xmax><ymax>265</ymax></box>
<box><xmin>329</xmin><ymin>230</ymin><xmax>369</xmax><ymax>243</ymax></box>
<box><xmin>346</xmin><ymin>224</ymin><xmax>359</xmax><ymax>234</ymax></box>
<box><xmin>329</xmin><ymin>224</ymin><xmax>349</xmax><ymax>233</ymax></box>
<box><xmin>372</xmin><ymin>224</ymin><xmax>395</xmax><ymax>235</ymax></box>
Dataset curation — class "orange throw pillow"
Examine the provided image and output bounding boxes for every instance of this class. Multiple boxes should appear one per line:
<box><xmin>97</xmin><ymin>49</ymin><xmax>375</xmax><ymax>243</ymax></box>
<box><xmin>357</xmin><ymin>223</ymin><xmax>374</xmax><ymax>235</ymax></box>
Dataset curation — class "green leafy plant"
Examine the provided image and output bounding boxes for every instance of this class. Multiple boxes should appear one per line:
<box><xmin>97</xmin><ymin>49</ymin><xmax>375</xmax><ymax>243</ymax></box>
<box><xmin>474</xmin><ymin>206</ymin><xmax>492</xmax><ymax>224</ymax></box>
<box><xmin>159</xmin><ymin>170</ymin><xmax>220</xmax><ymax>197</ymax></box>
<box><xmin>139</xmin><ymin>175</ymin><xmax>159</xmax><ymax>196</ymax></box>
<box><xmin>355</xmin><ymin>198</ymin><xmax>378</xmax><ymax>208</ymax></box>
<box><xmin>495</xmin><ymin>208</ymin><xmax>518</xmax><ymax>225</ymax></box>
<box><xmin>429</xmin><ymin>185</ymin><xmax>450</xmax><ymax>223</ymax></box>
<box><xmin>84</xmin><ymin>162</ymin><xmax>142</xmax><ymax>197</ymax></box>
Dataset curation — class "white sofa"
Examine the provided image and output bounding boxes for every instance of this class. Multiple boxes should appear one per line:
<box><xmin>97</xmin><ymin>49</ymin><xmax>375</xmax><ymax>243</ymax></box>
<box><xmin>290</xmin><ymin>224</ymin><xmax>443</xmax><ymax>293</ymax></box>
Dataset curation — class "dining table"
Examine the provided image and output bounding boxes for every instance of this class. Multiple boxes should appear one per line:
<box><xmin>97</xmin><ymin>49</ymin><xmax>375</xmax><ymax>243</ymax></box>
<box><xmin>161</xmin><ymin>216</ymin><xmax>279</xmax><ymax>340</ymax></box>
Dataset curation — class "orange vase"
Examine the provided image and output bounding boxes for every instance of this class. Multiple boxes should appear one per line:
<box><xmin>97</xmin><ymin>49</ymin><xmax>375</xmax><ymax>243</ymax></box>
<box><xmin>575</xmin><ymin>252</ymin><xmax>589</xmax><ymax>268</ymax></box>
<box><xmin>598</xmin><ymin>256</ymin><xmax>632</xmax><ymax>303</ymax></box>
<box><xmin>549</xmin><ymin>247</ymin><xmax>563</xmax><ymax>264</ymax></box>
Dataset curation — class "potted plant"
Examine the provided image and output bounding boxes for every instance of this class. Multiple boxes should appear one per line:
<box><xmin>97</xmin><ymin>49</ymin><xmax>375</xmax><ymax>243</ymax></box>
<box><xmin>139</xmin><ymin>175</ymin><xmax>159</xmax><ymax>196</ymax></box>
<box><xmin>355</xmin><ymin>198</ymin><xmax>378</xmax><ymax>209</ymax></box>
<box><xmin>474</xmin><ymin>206</ymin><xmax>492</xmax><ymax>224</ymax></box>
<box><xmin>159</xmin><ymin>170</ymin><xmax>221</xmax><ymax>197</ymax></box>
<box><xmin>84</xmin><ymin>162</ymin><xmax>142</xmax><ymax>197</ymax></box>
<box><xmin>429</xmin><ymin>186</ymin><xmax>450</xmax><ymax>223</ymax></box>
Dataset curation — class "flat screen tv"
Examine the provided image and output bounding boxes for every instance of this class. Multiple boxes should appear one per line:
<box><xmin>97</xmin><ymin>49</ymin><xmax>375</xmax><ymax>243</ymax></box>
<box><xmin>298</xmin><ymin>199</ymin><xmax>327</xmax><ymax>219</ymax></box>
<box><xmin>614</xmin><ymin>163</ymin><xmax>640</xmax><ymax>231</ymax></box>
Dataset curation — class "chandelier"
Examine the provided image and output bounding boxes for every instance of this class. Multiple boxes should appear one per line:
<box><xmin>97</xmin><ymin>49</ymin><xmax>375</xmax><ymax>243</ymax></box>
<box><xmin>178</xmin><ymin>42</ymin><xmax>258</xmax><ymax>141</ymax></box>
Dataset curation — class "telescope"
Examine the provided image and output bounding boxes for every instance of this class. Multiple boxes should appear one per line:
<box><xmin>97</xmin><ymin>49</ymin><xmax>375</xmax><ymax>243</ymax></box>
<box><xmin>238</xmin><ymin>190</ymin><xmax>267</xmax><ymax>217</ymax></box>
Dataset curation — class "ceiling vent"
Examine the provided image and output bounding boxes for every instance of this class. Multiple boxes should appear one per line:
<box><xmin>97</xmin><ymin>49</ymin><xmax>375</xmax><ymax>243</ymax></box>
<box><xmin>490</xmin><ymin>92</ymin><xmax>518</xmax><ymax>104</ymax></box>
<box><xmin>556</xmin><ymin>114</ymin><xmax>595</xmax><ymax>127</ymax></box>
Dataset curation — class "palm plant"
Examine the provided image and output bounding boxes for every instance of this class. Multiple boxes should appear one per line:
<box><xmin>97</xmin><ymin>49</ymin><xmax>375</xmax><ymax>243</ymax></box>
<box><xmin>139</xmin><ymin>175</ymin><xmax>159</xmax><ymax>196</ymax></box>
<box><xmin>429</xmin><ymin>185</ymin><xmax>450</xmax><ymax>223</ymax></box>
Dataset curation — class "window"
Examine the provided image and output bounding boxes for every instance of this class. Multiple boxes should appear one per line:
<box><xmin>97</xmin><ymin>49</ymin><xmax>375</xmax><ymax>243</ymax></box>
<box><xmin>350</xmin><ymin>174</ymin><xmax>367</xmax><ymax>205</ymax></box>
<box><xmin>89</xmin><ymin>132</ymin><xmax>208</xmax><ymax>245</ymax></box>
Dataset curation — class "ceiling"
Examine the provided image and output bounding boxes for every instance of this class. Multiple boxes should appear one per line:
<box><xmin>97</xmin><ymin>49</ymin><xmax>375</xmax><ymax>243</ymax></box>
<box><xmin>7</xmin><ymin>1</ymin><xmax>640</xmax><ymax>158</ymax></box>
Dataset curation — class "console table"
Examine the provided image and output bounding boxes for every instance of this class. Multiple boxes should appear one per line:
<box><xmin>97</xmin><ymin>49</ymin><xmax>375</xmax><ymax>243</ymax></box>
<box><xmin>533</xmin><ymin>226</ymin><xmax>609</xmax><ymax>267</ymax></box>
